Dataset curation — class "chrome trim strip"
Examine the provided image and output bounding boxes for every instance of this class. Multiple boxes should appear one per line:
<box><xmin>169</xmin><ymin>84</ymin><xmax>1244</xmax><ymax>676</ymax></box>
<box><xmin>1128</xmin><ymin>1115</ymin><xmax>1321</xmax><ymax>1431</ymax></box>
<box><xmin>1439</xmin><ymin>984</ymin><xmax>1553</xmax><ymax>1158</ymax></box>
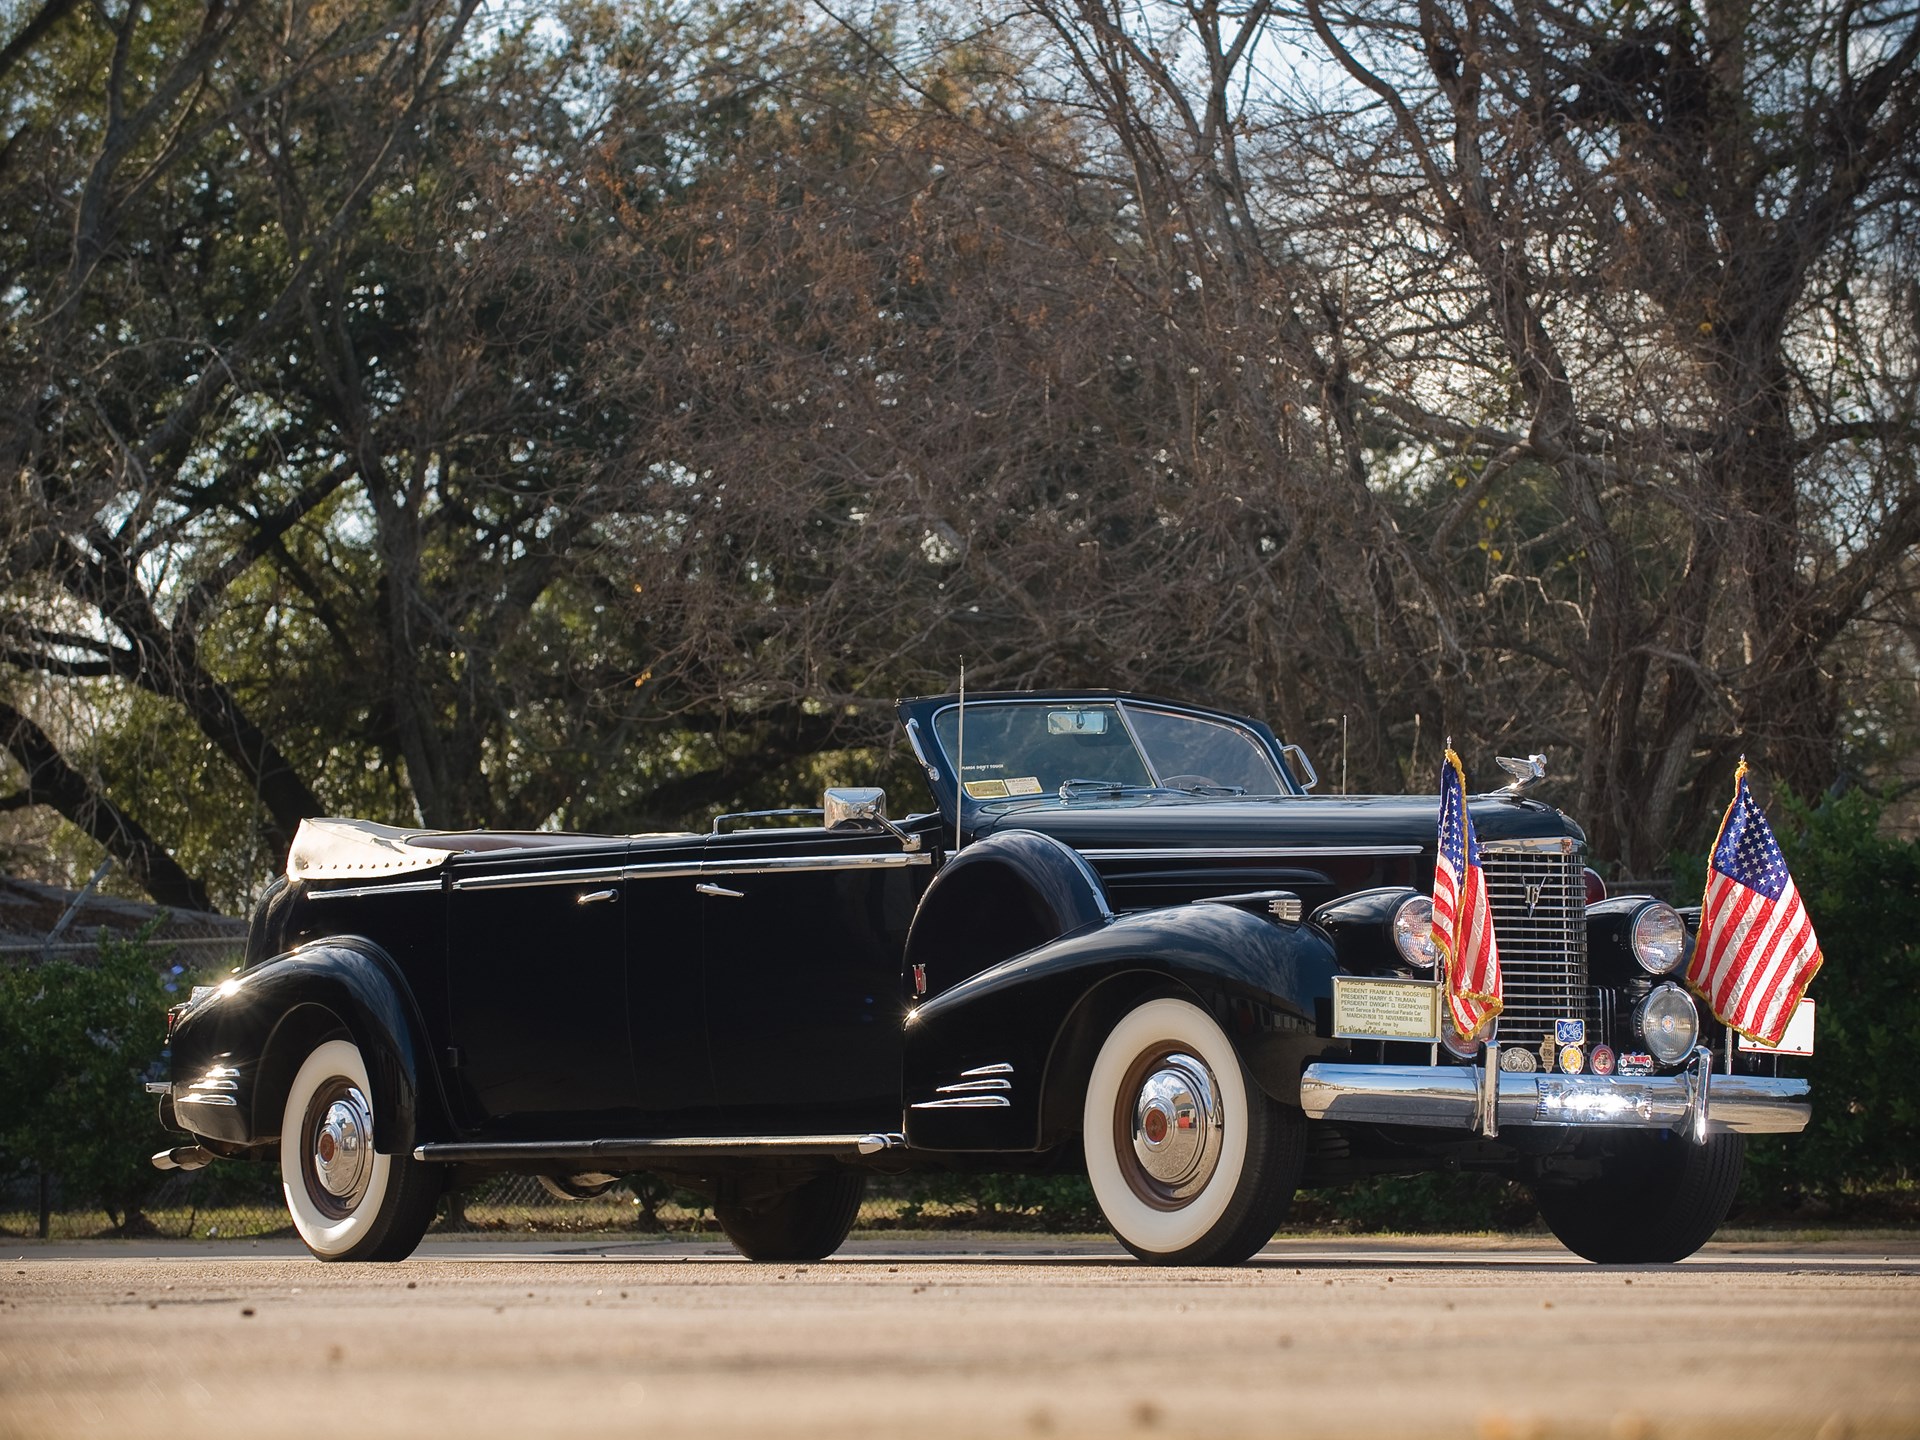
<box><xmin>1081</xmin><ymin>846</ymin><xmax>1422</xmax><ymax>860</ymax></box>
<box><xmin>412</xmin><ymin>1132</ymin><xmax>909</xmax><ymax>1163</ymax></box>
<box><xmin>935</xmin><ymin>1078</ymin><xmax>1011</xmax><ymax>1094</ymax></box>
<box><xmin>307</xmin><ymin>879</ymin><xmax>444</xmax><ymax>900</ymax></box>
<box><xmin>1298</xmin><ymin>1064</ymin><xmax>1811</xmax><ymax>1135</ymax></box>
<box><xmin>452</xmin><ymin>865</ymin><xmax>626</xmax><ymax>892</ymax></box>
<box><xmin>701</xmin><ymin>853</ymin><xmax>933</xmax><ymax>876</ymax></box>
<box><xmin>904</xmin><ymin>717</ymin><xmax>937</xmax><ymax>775</ymax></box>
<box><xmin>960</xmin><ymin>1063</ymin><xmax>1014</xmax><ymax>1077</ymax></box>
<box><xmin>909</xmin><ymin>1095</ymin><xmax>1012</xmax><ymax>1110</ymax></box>
<box><xmin>176</xmin><ymin>1093</ymin><xmax>238</xmax><ymax>1107</ymax></box>
<box><xmin>623</xmin><ymin>860</ymin><xmax>707</xmax><ymax>880</ymax></box>
<box><xmin>189</xmin><ymin>1078</ymin><xmax>237</xmax><ymax>1092</ymax></box>
<box><xmin>1479</xmin><ymin>836</ymin><xmax>1584</xmax><ymax>854</ymax></box>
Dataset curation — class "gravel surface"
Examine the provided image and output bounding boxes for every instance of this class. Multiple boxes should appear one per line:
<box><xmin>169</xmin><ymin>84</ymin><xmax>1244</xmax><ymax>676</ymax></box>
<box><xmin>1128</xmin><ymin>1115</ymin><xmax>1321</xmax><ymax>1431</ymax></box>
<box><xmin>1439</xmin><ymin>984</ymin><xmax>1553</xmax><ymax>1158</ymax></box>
<box><xmin>3</xmin><ymin>1237</ymin><xmax>1916</xmax><ymax>1439</ymax></box>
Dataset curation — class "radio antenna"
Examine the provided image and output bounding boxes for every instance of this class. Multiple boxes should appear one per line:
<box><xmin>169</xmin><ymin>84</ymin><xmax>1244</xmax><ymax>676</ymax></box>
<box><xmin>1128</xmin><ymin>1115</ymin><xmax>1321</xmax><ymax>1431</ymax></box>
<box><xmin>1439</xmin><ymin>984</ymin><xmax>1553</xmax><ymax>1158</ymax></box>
<box><xmin>955</xmin><ymin>659</ymin><xmax>966</xmax><ymax>855</ymax></box>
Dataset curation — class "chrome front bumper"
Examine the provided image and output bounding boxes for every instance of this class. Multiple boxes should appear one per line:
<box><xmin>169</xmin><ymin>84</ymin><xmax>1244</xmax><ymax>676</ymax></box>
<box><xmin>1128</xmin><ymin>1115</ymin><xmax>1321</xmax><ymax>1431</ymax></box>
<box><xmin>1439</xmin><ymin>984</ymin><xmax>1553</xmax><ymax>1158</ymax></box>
<box><xmin>1299</xmin><ymin>1062</ymin><xmax>1810</xmax><ymax>1136</ymax></box>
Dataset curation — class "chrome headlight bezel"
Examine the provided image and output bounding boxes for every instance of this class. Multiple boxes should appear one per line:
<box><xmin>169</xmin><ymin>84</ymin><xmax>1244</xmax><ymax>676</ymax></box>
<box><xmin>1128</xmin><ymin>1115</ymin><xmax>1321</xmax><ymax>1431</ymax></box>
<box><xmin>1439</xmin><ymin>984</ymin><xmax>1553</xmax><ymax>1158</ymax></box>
<box><xmin>1632</xmin><ymin>982</ymin><xmax>1700</xmax><ymax>1065</ymax></box>
<box><xmin>1391</xmin><ymin>894</ymin><xmax>1437</xmax><ymax>971</ymax></box>
<box><xmin>1630</xmin><ymin>902</ymin><xmax>1687</xmax><ymax>976</ymax></box>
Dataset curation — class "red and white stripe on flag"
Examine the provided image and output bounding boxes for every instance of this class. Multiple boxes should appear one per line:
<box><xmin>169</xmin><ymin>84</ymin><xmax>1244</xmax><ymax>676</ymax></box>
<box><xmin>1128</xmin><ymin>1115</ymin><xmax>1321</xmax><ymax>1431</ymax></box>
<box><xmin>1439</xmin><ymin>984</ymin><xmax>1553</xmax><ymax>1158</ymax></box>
<box><xmin>1434</xmin><ymin>747</ymin><xmax>1502</xmax><ymax>1041</ymax></box>
<box><xmin>1686</xmin><ymin>762</ymin><xmax>1823</xmax><ymax>1047</ymax></box>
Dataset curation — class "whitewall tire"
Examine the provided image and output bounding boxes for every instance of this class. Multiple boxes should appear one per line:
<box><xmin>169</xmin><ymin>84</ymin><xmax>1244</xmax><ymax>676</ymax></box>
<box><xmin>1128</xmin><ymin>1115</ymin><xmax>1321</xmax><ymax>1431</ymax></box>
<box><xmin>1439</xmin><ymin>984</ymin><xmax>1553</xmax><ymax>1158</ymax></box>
<box><xmin>280</xmin><ymin>1038</ymin><xmax>440</xmax><ymax>1262</ymax></box>
<box><xmin>1082</xmin><ymin>997</ymin><xmax>1303</xmax><ymax>1265</ymax></box>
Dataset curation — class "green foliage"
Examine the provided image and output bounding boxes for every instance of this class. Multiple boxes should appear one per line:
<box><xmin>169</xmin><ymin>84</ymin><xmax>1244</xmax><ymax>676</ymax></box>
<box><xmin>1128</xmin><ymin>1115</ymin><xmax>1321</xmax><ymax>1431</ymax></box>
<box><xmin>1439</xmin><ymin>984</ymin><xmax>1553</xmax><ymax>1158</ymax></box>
<box><xmin>0</xmin><ymin>927</ymin><xmax>178</xmax><ymax>1232</ymax></box>
<box><xmin>1718</xmin><ymin>789</ymin><xmax>1920</xmax><ymax>1214</ymax></box>
<box><xmin>878</xmin><ymin>1171</ymin><xmax>1105</xmax><ymax>1231</ymax></box>
<box><xmin>1295</xmin><ymin>1174</ymin><xmax>1539</xmax><ymax>1233</ymax></box>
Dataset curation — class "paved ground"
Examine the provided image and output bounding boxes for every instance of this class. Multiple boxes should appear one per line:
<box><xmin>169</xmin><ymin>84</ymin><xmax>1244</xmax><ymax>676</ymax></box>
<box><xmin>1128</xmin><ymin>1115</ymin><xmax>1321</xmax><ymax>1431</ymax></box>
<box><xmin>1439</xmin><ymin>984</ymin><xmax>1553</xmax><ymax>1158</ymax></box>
<box><xmin>3</xmin><ymin>1235</ymin><xmax>1917</xmax><ymax>1440</ymax></box>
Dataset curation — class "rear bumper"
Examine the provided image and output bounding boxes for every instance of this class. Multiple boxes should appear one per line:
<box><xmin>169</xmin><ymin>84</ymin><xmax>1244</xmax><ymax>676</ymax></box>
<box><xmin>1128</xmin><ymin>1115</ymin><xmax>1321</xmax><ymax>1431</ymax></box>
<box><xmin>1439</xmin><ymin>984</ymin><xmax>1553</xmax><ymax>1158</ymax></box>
<box><xmin>1299</xmin><ymin>1062</ymin><xmax>1810</xmax><ymax>1135</ymax></box>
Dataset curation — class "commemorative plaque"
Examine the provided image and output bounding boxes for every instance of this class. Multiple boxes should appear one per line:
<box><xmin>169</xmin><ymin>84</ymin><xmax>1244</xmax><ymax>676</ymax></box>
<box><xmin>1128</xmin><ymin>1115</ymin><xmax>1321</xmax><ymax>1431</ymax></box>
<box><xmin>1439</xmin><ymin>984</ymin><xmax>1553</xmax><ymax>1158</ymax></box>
<box><xmin>1332</xmin><ymin>977</ymin><xmax>1442</xmax><ymax>1042</ymax></box>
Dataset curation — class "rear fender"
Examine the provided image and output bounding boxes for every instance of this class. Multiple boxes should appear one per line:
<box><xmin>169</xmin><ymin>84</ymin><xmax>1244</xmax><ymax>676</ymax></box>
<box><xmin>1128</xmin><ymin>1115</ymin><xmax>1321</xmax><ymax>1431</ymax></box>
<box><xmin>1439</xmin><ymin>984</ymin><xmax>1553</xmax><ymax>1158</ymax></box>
<box><xmin>167</xmin><ymin>939</ymin><xmax>442</xmax><ymax>1156</ymax></box>
<box><xmin>903</xmin><ymin>902</ymin><xmax>1341</xmax><ymax>1151</ymax></box>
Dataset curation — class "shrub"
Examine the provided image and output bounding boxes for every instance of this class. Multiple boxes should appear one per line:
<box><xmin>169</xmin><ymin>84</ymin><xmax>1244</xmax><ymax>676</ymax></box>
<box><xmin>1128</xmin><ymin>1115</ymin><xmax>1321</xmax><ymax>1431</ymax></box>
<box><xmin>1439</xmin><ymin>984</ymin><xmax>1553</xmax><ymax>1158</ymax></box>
<box><xmin>0</xmin><ymin>925</ymin><xmax>177</xmax><ymax>1232</ymax></box>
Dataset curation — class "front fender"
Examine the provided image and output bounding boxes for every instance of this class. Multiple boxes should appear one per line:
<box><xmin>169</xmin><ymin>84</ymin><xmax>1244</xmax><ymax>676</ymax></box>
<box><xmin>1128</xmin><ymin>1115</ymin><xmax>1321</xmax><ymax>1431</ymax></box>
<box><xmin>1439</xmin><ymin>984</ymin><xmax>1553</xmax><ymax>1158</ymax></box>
<box><xmin>902</xmin><ymin>903</ymin><xmax>1342</xmax><ymax>1151</ymax></box>
<box><xmin>167</xmin><ymin>938</ymin><xmax>441</xmax><ymax>1157</ymax></box>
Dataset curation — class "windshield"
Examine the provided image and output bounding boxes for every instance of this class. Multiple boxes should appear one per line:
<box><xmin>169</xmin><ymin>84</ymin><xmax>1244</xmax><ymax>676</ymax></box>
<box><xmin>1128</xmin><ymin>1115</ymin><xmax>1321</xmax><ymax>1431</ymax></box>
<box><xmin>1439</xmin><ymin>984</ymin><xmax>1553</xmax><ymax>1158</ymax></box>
<box><xmin>930</xmin><ymin>701</ymin><xmax>1286</xmax><ymax>799</ymax></box>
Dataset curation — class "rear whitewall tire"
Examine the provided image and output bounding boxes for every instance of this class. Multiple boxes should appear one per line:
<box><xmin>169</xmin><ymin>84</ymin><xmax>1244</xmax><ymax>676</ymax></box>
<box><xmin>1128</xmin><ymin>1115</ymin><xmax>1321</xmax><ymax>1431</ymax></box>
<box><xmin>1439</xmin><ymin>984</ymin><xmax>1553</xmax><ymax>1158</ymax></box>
<box><xmin>1082</xmin><ymin>997</ymin><xmax>1302</xmax><ymax>1265</ymax></box>
<box><xmin>279</xmin><ymin>1038</ymin><xmax>439</xmax><ymax>1262</ymax></box>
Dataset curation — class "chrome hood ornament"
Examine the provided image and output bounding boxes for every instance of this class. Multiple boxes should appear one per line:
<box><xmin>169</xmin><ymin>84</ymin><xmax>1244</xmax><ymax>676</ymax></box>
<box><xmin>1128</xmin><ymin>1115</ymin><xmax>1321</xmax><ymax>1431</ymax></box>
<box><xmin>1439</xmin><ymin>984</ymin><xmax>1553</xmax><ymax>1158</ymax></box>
<box><xmin>1496</xmin><ymin>753</ymin><xmax>1547</xmax><ymax>794</ymax></box>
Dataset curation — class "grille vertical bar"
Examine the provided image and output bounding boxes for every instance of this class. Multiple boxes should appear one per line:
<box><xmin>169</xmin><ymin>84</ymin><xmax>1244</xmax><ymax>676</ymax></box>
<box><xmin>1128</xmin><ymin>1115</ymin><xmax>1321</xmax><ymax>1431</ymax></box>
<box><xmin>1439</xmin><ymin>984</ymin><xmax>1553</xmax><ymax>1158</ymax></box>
<box><xmin>1480</xmin><ymin>843</ymin><xmax>1586</xmax><ymax>1049</ymax></box>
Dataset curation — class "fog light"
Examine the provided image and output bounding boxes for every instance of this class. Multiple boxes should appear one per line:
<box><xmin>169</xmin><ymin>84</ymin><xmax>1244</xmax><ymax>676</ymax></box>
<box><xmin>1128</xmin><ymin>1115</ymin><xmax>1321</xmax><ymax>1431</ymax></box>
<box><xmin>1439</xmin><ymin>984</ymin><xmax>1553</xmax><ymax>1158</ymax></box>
<box><xmin>1439</xmin><ymin>1002</ymin><xmax>1482</xmax><ymax>1060</ymax></box>
<box><xmin>1633</xmin><ymin>983</ymin><xmax>1699</xmax><ymax>1065</ymax></box>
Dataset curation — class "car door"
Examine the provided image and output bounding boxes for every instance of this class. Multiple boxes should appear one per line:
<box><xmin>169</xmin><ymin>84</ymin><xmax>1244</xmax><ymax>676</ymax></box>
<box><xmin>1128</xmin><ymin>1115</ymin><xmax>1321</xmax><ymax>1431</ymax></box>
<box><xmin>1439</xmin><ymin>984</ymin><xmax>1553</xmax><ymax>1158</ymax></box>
<box><xmin>445</xmin><ymin>844</ymin><xmax>634</xmax><ymax>1137</ymax></box>
<box><xmin>699</xmin><ymin>830</ymin><xmax>933</xmax><ymax>1133</ymax></box>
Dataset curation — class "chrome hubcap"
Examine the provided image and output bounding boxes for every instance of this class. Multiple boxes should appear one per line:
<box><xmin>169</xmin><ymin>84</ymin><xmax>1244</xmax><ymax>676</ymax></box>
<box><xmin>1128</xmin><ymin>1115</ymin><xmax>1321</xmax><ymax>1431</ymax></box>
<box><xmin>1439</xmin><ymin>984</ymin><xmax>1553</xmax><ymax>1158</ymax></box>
<box><xmin>1127</xmin><ymin>1052</ymin><xmax>1223</xmax><ymax>1202</ymax></box>
<box><xmin>309</xmin><ymin>1084</ymin><xmax>374</xmax><ymax>1209</ymax></box>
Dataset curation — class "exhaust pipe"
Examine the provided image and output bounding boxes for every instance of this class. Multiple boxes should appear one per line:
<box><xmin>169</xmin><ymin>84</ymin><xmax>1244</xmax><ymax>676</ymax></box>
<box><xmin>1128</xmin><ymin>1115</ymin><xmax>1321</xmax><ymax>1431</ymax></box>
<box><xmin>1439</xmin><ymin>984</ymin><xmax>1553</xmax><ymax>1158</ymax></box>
<box><xmin>150</xmin><ymin>1145</ymin><xmax>214</xmax><ymax>1172</ymax></box>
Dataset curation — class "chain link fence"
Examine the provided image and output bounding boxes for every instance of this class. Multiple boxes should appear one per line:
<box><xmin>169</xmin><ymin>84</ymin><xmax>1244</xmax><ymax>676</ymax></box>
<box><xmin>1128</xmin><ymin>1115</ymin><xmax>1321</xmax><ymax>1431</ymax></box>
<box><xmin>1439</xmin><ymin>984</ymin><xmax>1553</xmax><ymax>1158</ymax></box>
<box><xmin>4</xmin><ymin>1162</ymin><xmax>1564</xmax><ymax>1243</ymax></box>
<box><xmin>0</xmin><ymin>1165</ymin><xmax>1114</xmax><ymax>1242</ymax></box>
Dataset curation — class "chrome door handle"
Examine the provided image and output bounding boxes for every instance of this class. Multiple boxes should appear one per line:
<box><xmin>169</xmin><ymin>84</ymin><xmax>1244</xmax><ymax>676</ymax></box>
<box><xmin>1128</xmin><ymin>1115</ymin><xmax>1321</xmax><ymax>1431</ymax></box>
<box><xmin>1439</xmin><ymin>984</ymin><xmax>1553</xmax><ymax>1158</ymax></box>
<box><xmin>695</xmin><ymin>883</ymin><xmax>745</xmax><ymax>899</ymax></box>
<box><xmin>576</xmin><ymin>888</ymin><xmax>619</xmax><ymax>905</ymax></box>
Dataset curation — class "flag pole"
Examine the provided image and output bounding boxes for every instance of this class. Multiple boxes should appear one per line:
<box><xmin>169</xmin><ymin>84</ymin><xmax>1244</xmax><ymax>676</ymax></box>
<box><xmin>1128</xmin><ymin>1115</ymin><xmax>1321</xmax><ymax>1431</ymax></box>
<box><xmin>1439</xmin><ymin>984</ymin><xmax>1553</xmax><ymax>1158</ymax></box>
<box><xmin>954</xmin><ymin>660</ymin><xmax>966</xmax><ymax>857</ymax></box>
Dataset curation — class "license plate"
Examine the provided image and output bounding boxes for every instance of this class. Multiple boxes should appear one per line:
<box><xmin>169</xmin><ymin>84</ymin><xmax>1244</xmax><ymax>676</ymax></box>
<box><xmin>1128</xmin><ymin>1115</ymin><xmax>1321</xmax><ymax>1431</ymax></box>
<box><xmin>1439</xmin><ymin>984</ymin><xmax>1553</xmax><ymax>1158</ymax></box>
<box><xmin>1332</xmin><ymin>977</ymin><xmax>1441</xmax><ymax>1042</ymax></box>
<box><xmin>1738</xmin><ymin>998</ymin><xmax>1816</xmax><ymax>1057</ymax></box>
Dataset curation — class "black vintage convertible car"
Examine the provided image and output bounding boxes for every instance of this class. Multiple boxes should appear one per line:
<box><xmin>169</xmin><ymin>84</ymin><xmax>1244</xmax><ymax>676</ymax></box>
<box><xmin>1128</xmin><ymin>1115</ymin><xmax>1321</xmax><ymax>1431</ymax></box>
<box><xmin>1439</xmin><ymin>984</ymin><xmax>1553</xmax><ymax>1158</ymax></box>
<box><xmin>152</xmin><ymin>691</ymin><xmax>1812</xmax><ymax>1264</ymax></box>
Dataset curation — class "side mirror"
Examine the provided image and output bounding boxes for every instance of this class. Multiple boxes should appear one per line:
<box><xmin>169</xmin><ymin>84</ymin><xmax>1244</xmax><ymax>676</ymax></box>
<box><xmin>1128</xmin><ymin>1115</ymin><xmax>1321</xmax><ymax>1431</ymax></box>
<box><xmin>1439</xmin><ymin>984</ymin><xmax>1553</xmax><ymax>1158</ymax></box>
<box><xmin>824</xmin><ymin>787</ymin><xmax>890</xmax><ymax>829</ymax></box>
<box><xmin>823</xmin><ymin>787</ymin><xmax>922</xmax><ymax>853</ymax></box>
<box><xmin>1280</xmin><ymin>744</ymin><xmax>1318</xmax><ymax>791</ymax></box>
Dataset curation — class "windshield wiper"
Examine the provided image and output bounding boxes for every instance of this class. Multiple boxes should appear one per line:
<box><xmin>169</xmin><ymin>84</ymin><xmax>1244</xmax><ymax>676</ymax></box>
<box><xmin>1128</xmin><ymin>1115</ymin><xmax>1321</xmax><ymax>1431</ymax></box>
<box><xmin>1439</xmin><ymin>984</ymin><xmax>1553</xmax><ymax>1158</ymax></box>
<box><xmin>1058</xmin><ymin>778</ymin><xmax>1187</xmax><ymax>799</ymax></box>
<box><xmin>1058</xmin><ymin>777</ymin><xmax>1248</xmax><ymax>799</ymax></box>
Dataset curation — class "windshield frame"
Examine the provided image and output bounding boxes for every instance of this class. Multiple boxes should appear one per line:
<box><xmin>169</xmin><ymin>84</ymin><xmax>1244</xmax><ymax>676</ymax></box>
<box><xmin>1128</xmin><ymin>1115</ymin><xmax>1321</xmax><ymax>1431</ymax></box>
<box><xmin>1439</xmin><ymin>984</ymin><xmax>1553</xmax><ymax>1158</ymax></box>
<box><xmin>902</xmin><ymin>692</ymin><xmax>1304</xmax><ymax>822</ymax></box>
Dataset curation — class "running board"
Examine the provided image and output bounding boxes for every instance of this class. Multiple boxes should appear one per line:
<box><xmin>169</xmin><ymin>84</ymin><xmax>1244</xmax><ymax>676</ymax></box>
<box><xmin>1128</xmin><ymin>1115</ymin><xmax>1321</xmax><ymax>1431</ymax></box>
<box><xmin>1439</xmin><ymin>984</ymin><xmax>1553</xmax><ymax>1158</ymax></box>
<box><xmin>413</xmin><ymin>1132</ymin><xmax>907</xmax><ymax>1164</ymax></box>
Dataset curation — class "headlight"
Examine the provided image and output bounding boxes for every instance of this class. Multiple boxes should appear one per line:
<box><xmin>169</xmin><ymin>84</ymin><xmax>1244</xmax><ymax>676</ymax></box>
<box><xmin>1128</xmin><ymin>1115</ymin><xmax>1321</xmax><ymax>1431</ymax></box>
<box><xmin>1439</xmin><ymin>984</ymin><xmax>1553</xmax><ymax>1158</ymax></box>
<box><xmin>1631</xmin><ymin>902</ymin><xmax>1687</xmax><ymax>976</ymax></box>
<box><xmin>1633</xmin><ymin>983</ymin><xmax>1699</xmax><ymax>1065</ymax></box>
<box><xmin>1391</xmin><ymin>895</ymin><xmax>1436</xmax><ymax>970</ymax></box>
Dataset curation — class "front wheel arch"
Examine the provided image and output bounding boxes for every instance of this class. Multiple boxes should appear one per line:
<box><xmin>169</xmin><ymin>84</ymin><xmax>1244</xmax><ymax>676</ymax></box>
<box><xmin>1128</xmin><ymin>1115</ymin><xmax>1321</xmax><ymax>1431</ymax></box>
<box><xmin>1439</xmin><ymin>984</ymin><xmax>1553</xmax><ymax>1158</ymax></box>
<box><xmin>1038</xmin><ymin>971</ymin><xmax>1187</xmax><ymax>1147</ymax></box>
<box><xmin>253</xmin><ymin>1003</ymin><xmax>347</xmax><ymax>1143</ymax></box>
<box><xmin>1039</xmin><ymin>973</ymin><xmax>1300</xmax><ymax>1146</ymax></box>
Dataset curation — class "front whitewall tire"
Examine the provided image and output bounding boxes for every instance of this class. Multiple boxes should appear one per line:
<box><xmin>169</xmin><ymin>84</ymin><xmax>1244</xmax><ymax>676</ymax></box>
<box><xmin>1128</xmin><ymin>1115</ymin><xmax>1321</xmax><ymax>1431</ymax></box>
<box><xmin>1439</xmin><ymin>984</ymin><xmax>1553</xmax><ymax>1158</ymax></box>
<box><xmin>279</xmin><ymin>1037</ymin><xmax>439</xmax><ymax>1261</ymax></box>
<box><xmin>1083</xmin><ymin>999</ymin><xmax>1247</xmax><ymax>1252</ymax></box>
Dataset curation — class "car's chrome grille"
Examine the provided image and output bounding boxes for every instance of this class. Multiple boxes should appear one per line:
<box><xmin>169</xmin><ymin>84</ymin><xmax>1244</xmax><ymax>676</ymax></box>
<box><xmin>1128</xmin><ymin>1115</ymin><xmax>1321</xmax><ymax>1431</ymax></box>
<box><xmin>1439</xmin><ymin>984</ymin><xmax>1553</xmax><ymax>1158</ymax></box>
<box><xmin>1479</xmin><ymin>844</ymin><xmax>1587</xmax><ymax>1049</ymax></box>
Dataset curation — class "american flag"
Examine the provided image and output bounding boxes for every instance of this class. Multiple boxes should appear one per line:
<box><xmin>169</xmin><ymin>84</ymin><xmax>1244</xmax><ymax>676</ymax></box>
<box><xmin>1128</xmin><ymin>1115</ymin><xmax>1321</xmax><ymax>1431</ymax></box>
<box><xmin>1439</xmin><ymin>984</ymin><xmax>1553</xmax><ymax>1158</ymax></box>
<box><xmin>1687</xmin><ymin>763</ymin><xmax>1823</xmax><ymax>1047</ymax></box>
<box><xmin>1434</xmin><ymin>748</ymin><xmax>1502</xmax><ymax>1041</ymax></box>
